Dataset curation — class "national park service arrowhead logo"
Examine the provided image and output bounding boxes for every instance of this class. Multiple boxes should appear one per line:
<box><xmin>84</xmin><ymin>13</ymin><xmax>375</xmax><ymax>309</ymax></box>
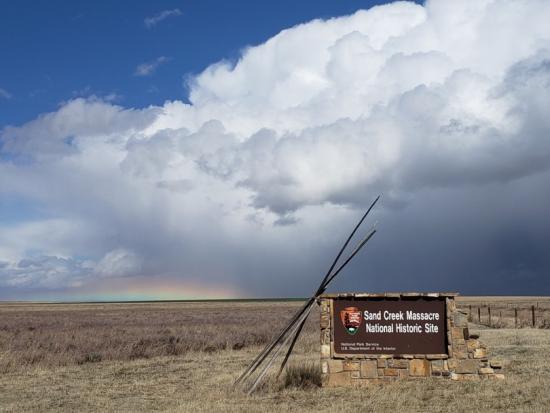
<box><xmin>340</xmin><ymin>306</ymin><xmax>362</xmax><ymax>335</ymax></box>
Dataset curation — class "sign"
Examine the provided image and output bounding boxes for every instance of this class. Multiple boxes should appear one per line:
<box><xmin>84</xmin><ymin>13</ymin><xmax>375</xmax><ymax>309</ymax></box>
<box><xmin>333</xmin><ymin>297</ymin><xmax>447</xmax><ymax>355</ymax></box>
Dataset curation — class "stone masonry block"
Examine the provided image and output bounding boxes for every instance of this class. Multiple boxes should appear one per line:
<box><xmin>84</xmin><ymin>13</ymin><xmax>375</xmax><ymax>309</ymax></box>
<box><xmin>451</xmin><ymin>327</ymin><xmax>467</xmax><ymax>340</ymax></box>
<box><xmin>453</xmin><ymin>312</ymin><xmax>469</xmax><ymax>327</ymax></box>
<box><xmin>456</xmin><ymin>359</ymin><xmax>478</xmax><ymax>374</ymax></box>
<box><xmin>426</xmin><ymin>354</ymin><xmax>447</xmax><ymax>360</ymax></box>
<box><xmin>321</xmin><ymin>329</ymin><xmax>331</xmax><ymax>345</ymax></box>
<box><xmin>326</xmin><ymin>372</ymin><xmax>351</xmax><ymax>387</ymax></box>
<box><xmin>431</xmin><ymin>360</ymin><xmax>444</xmax><ymax>374</ymax></box>
<box><xmin>451</xmin><ymin>373</ymin><xmax>480</xmax><ymax>381</ymax></box>
<box><xmin>410</xmin><ymin>359</ymin><xmax>431</xmax><ymax>377</ymax></box>
<box><xmin>388</xmin><ymin>359</ymin><xmax>409</xmax><ymax>369</ymax></box>
<box><xmin>360</xmin><ymin>360</ymin><xmax>378</xmax><ymax>379</ymax></box>
<box><xmin>490</xmin><ymin>360</ymin><xmax>503</xmax><ymax>369</ymax></box>
<box><xmin>398</xmin><ymin>369</ymin><xmax>409</xmax><ymax>379</ymax></box>
<box><xmin>446</xmin><ymin>297</ymin><xmax>456</xmax><ymax>312</ymax></box>
<box><xmin>467</xmin><ymin>339</ymin><xmax>481</xmax><ymax>352</ymax></box>
<box><xmin>474</xmin><ymin>348</ymin><xmax>488</xmax><ymax>359</ymax></box>
<box><xmin>447</xmin><ymin>359</ymin><xmax>458</xmax><ymax>370</ymax></box>
<box><xmin>343</xmin><ymin>360</ymin><xmax>360</xmax><ymax>371</ymax></box>
<box><xmin>328</xmin><ymin>359</ymin><xmax>343</xmax><ymax>373</ymax></box>
<box><xmin>384</xmin><ymin>368</ymin><xmax>399</xmax><ymax>377</ymax></box>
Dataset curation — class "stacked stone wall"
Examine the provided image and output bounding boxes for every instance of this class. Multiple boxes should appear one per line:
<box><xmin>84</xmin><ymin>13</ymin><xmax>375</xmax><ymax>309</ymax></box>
<box><xmin>320</xmin><ymin>293</ymin><xmax>504</xmax><ymax>386</ymax></box>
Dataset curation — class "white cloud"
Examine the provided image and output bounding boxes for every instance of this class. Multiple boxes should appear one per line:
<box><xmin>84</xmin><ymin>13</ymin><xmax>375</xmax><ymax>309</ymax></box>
<box><xmin>0</xmin><ymin>87</ymin><xmax>12</xmax><ymax>99</ymax></box>
<box><xmin>144</xmin><ymin>8</ymin><xmax>182</xmax><ymax>29</ymax></box>
<box><xmin>95</xmin><ymin>249</ymin><xmax>142</xmax><ymax>278</ymax></box>
<box><xmin>2</xmin><ymin>0</ymin><xmax>550</xmax><ymax>294</ymax></box>
<box><xmin>134</xmin><ymin>56</ymin><xmax>171</xmax><ymax>77</ymax></box>
<box><xmin>0</xmin><ymin>255</ymin><xmax>94</xmax><ymax>289</ymax></box>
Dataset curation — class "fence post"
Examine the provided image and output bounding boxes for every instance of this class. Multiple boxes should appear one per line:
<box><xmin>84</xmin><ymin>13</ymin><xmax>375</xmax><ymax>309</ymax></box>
<box><xmin>488</xmin><ymin>306</ymin><xmax>491</xmax><ymax>327</ymax></box>
<box><xmin>515</xmin><ymin>308</ymin><xmax>518</xmax><ymax>328</ymax></box>
<box><xmin>469</xmin><ymin>305</ymin><xmax>472</xmax><ymax>321</ymax></box>
<box><xmin>532</xmin><ymin>305</ymin><xmax>536</xmax><ymax>327</ymax></box>
<box><xmin>478</xmin><ymin>307</ymin><xmax>481</xmax><ymax>323</ymax></box>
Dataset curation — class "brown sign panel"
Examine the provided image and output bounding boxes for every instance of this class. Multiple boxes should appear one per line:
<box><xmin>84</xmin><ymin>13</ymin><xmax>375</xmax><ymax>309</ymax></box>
<box><xmin>333</xmin><ymin>297</ymin><xmax>447</xmax><ymax>355</ymax></box>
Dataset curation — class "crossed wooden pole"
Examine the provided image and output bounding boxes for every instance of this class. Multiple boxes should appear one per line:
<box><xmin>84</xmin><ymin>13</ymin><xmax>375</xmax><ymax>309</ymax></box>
<box><xmin>235</xmin><ymin>195</ymin><xmax>381</xmax><ymax>394</ymax></box>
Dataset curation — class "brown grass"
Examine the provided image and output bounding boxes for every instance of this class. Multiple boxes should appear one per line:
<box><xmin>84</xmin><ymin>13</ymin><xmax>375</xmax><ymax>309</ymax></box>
<box><xmin>0</xmin><ymin>301</ymin><xmax>316</xmax><ymax>372</ymax></box>
<box><xmin>0</xmin><ymin>297</ymin><xmax>549</xmax><ymax>412</ymax></box>
<box><xmin>456</xmin><ymin>296</ymin><xmax>550</xmax><ymax>328</ymax></box>
<box><xmin>282</xmin><ymin>362</ymin><xmax>322</xmax><ymax>389</ymax></box>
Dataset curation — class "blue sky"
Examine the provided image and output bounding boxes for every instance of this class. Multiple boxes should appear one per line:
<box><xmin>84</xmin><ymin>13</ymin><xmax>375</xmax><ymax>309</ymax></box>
<box><xmin>1</xmin><ymin>0</ymin><xmax>550</xmax><ymax>300</ymax></box>
<box><xmin>0</xmin><ymin>0</ymin><xmax>402</xmax><ymax>128</ymax></box>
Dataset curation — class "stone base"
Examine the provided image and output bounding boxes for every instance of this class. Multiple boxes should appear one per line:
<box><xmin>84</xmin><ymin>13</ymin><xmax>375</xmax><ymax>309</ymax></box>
<box><xmin>319</xmin><ymin>293</ymin><xmax>504</xmax><ymax>386</ymax></box>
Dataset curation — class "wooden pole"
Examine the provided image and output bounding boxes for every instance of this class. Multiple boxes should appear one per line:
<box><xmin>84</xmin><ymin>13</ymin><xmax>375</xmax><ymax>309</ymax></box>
<box><xmin>247</xmin><ymin>304</ymin><xmax>314</xmax><ymax>395</ymax></box>
<box><xmin>488</xmin><ymin>306</ymin><xmax>491</xmax><ymax>327</ymax></box>
<box><xmin>515</xmin><ymin>308</ymin><xmax>518</xmax><ymax>328</ymax></box>
<box><xmin>276</xmin><ymin>227</ymin><xmax>377</xmax><ymax>378</ymax></box>
<box><xmin>478</xmin><ymin>307</ymin><xmax>481</xmax><ymax>323</ymax></box>
<box><xmin>532</xmin><ymin>305</ymin><xmax>536</xmax><ymax>327</ymax></box>
<box><xmin>235</xmin><ymin>196</ymin><xmax>381</xmax><ymax>391</ymax></box>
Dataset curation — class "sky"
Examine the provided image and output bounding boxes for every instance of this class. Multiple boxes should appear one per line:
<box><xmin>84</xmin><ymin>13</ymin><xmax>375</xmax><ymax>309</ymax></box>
<box><xmin>0</xmin><ymin>0</ymin><xmax>399</xmax><ymax>127</ymax></box>
<box><xmin>1</xmin><ymin>0</ymin><xmax>550</xmax><ymax>301</ymax></box>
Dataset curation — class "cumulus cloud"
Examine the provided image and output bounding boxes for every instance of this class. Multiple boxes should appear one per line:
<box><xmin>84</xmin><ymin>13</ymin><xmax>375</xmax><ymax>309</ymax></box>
<box><xmin>144</xmin><ymin>9</ymin><xmax>182</xmax><ymax>29</ymax></box>
<box><xmin>2</xmin><ymin>0</ymin><xmax>550</xmax><ymax>297</ymax></box>
<box><xmin>0</xmin><ymin>255</ymin><xmax>94</xmax><ymax>289</ymax></box>
<box><xmin>134</xmin><ymin>56</ymin><xmax>171</xmax><ymax>77</ymax></box>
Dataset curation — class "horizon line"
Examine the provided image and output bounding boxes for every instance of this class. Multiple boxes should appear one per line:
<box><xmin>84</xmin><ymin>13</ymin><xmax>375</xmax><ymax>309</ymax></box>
<box><xmin>1</xmin><ymin>294</ymin><xmax>550</xmax><ymax>305</ymax></box>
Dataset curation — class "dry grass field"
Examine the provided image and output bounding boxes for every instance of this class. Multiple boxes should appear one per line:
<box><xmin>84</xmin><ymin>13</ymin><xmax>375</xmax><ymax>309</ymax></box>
<box><xmin>1</xmin><ymin>297</ymin><xmax>549</xmax><ymax>412</ymax></box>
<box><xmin>456</xmin><ymin>296</ymin><xmax>550</xmax><ymax>327</ymax></box>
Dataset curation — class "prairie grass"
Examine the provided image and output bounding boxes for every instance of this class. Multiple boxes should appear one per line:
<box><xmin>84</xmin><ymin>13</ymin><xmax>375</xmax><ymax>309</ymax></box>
<box><xmin>0</xmin><ymin>301</ymin><xmax>315</xmax><ymax>372</ymax></box>
<box><xmin>282</xmin><ymin>362</ymin><xmax>322</xmax><ymax>389</ymax></box>
<box><xmin>0</xmin><ymin>298</ymin><xmax>549</xmax><ymax>412</ymax></box>
<box><xmin>456</xmin><ymin>297</ymin><xmax>550</xmax><ymax>328</ymax></box>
